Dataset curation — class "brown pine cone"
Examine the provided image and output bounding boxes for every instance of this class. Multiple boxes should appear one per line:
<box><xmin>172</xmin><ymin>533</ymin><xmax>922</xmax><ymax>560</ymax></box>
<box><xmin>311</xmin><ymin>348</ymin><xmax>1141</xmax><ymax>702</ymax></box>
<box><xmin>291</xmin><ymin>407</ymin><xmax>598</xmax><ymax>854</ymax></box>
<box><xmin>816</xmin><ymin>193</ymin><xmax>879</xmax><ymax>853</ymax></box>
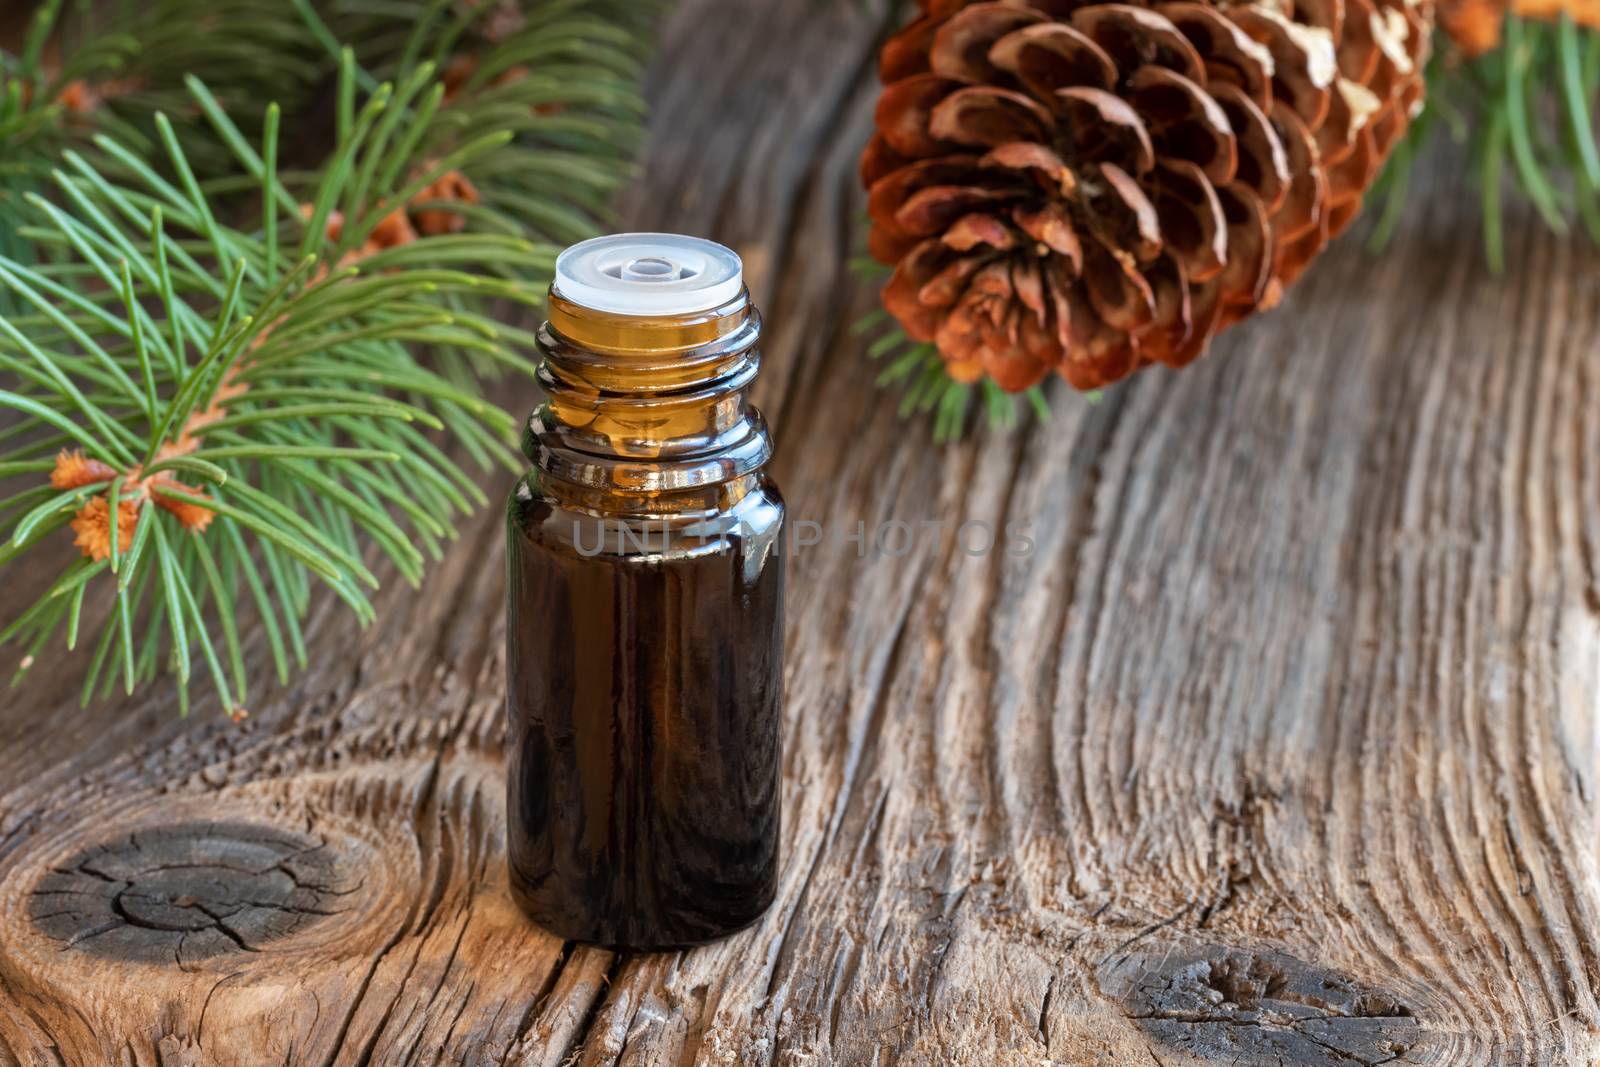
<box><xmin>863</xmin><ymin>0</ymin><xmax>1432</xmax><ymax>391</ymax></box>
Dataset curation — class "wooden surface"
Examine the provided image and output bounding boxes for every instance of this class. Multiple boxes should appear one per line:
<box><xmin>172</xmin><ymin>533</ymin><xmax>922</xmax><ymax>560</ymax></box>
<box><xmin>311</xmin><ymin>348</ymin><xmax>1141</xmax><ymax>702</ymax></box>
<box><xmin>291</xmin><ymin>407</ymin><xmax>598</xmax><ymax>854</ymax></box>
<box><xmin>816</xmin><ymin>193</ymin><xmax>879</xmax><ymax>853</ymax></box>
<box><xmin>4</xmin><ymin>1</ymin><xmax>1600</xmax><ymax>1063</ymax></box>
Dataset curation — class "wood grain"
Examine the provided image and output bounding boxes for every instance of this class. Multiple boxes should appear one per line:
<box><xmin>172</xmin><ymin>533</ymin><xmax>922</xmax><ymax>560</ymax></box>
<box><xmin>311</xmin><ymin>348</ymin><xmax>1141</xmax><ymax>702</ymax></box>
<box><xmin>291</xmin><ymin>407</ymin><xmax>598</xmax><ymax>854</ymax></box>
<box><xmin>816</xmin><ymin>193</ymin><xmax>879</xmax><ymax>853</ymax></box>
<box><xmin>4</xmin><ymin>0</ymin><xmax>1600</xmax><ymax>1063</ymax></box>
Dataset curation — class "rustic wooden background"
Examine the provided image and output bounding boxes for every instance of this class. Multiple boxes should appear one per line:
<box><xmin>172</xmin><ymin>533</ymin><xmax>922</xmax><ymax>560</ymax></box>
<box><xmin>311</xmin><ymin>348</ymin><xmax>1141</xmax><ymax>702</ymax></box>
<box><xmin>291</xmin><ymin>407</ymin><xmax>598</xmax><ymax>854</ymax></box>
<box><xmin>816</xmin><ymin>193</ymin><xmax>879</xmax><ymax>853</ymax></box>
<box><xmin>4</xmin><ymin>0</ymin><xmax>1600</xmax><ymax>1063</ymax></box>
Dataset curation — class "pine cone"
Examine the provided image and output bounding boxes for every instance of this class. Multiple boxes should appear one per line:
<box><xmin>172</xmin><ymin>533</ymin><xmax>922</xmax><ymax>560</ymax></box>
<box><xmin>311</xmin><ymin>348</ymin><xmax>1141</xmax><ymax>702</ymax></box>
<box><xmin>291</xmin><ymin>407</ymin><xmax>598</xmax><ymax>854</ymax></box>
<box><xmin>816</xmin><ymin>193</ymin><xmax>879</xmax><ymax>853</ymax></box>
<box><xmin>863</xmin><ymin>0</ymin><xmax>1432</xmax><ymax>391</ymax></box>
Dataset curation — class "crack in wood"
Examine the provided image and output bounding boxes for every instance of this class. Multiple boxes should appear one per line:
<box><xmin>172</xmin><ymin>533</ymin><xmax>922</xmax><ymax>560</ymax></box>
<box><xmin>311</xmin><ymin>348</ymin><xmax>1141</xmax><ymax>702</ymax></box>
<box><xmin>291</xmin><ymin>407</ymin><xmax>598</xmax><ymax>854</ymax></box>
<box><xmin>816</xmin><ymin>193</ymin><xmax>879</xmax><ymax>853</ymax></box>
<box><xmin>761</xmin><ymin>569</ymin><xmax>925</xmax><ymax>1011</ymax></box>
<box><xmin>338</xmin><ymin>754</ymin><xmax>450</xmax><ymax>1067</ymax></box>
<box><xmin>555</xmin><ymin>953</ymin><xmax>624</xmax><ymax>1067</ymax></box>
<box><xmin>1112</xmin><ymin>946</ymin><xmax>1418</xmax><ymax>1067</ymax></box>
<box><xmin>27</xmin><ymin>822</ymin><xmax>348</xmax><ymax>963</ymax></box>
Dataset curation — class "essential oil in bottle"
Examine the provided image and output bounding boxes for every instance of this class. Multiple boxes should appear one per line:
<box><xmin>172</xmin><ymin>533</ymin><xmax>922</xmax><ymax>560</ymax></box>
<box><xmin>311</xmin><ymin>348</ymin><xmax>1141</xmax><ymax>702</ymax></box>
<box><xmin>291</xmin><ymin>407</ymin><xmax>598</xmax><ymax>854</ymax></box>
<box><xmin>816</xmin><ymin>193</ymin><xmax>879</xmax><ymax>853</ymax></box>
<box><xmin>504</xmin><ymin>234</ymin><xmax>784</xmax><ymax>950</ymax></box>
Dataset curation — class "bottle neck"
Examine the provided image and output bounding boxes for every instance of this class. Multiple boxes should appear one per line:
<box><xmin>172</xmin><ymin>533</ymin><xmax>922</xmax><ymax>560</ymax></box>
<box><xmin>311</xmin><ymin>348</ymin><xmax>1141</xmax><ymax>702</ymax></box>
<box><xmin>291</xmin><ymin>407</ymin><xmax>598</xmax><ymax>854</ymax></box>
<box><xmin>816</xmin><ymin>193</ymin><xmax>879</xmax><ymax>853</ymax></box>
<box><xmin>527</xmin><ymin>289</ymin><xmax>772</xmax><ymax>514</ymax></box>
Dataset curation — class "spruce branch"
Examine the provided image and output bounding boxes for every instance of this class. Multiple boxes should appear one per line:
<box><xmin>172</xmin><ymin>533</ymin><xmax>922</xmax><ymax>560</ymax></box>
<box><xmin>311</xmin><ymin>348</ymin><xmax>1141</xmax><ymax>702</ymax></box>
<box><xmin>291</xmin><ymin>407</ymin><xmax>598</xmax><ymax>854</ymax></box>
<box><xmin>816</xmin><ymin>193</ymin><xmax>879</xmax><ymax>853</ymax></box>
<box><xmin>0</xmin><ymin>0</ymin><xmax>322</xmax><ymax>163</ymax></box>
<box><xmin>0</xmin><ymin>65</ymin><xmax>552</xmax><ymax>716</ymax></box>
<box><xmin>213</xmin><ymin>1</ymin><xmax>661</xmax><ymax>390</ymax></box>
<box><xmin>1373</xmin><ymin>13</ymin><xmax>1600</xmax><ymax>267</ymax></box>
<box><xmin>330</xmin><ymin>0</ymin><xmax>657</xmax><ymax>246</ymax></box>
<box><xmin>0</xmin><ymin>0</ymin><xmax>324</xmax><ymax>274</ymax></box>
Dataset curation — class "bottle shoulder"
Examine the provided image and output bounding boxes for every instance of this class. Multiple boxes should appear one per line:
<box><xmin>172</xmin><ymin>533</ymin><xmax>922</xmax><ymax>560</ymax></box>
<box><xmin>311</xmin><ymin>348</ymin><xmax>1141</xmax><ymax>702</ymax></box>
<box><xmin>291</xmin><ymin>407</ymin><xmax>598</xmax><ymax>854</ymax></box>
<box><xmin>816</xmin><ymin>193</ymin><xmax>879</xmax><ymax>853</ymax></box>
<box><xmin>507</xmin><ymin>473</ymin><xmax>783</xmax><ymax>562</ymax></box>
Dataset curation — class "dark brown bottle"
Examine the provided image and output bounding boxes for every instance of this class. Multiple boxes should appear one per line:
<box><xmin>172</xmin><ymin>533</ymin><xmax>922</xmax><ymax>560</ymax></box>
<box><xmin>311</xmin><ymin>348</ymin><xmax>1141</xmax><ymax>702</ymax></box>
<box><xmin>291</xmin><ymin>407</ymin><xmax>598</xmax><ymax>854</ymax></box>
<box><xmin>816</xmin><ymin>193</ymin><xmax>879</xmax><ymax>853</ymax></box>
<box><xmin>505</xmin><ymin>234</ymin><xmax>783</xmax><ymax>950</ymax></box>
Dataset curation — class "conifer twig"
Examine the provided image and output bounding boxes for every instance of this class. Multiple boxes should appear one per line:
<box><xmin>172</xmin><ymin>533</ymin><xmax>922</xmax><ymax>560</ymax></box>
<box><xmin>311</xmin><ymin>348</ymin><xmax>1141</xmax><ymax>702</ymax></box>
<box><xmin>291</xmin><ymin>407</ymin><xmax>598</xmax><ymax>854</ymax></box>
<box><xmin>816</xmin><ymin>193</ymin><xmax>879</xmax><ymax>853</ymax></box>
<box><xmin>0</xmin><ymin>63</ymin><xmax>555</xmax><ymax>715</ymax></box>
<box><xmin>1372</xmin><ymin>13</ymin><xmax>1600</xmax><ymax>266</ymax></box>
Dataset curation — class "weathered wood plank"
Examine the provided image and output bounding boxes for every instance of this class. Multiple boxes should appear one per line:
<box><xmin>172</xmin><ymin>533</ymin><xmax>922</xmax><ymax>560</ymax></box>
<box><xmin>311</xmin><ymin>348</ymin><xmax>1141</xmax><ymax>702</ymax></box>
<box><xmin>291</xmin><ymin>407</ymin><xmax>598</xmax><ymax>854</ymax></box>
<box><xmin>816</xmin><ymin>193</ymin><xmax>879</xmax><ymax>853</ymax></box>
<box><xmin>3</xmin><ymin>0</ymin><xmax>1600</xmax><ymax>1063</ymax></box>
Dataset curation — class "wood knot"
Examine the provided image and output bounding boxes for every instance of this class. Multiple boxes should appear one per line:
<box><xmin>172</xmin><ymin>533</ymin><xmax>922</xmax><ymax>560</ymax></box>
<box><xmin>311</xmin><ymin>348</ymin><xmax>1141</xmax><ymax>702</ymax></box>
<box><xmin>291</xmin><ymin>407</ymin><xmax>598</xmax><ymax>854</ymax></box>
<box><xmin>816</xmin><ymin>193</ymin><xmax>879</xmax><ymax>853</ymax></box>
<box><xmin>28</xmin><ymin>821</ymin><xmax>356</xmax><ymax>964</ymax></box>
<box><xmin>1108</xmin><ymin>945</ymin><xmax>1418</xmax><ymax>1066</ymax></box>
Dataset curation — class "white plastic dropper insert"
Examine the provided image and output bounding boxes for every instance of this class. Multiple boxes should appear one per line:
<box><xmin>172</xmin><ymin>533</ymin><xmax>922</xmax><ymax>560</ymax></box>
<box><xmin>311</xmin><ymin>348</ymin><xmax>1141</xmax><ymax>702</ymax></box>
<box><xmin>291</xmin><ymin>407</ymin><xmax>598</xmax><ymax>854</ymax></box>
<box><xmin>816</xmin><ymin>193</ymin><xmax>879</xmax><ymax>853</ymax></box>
<box><xmin>551</xmin><ymin>233</ymin><xmax>744</xmax><ymax>317</ymax></box>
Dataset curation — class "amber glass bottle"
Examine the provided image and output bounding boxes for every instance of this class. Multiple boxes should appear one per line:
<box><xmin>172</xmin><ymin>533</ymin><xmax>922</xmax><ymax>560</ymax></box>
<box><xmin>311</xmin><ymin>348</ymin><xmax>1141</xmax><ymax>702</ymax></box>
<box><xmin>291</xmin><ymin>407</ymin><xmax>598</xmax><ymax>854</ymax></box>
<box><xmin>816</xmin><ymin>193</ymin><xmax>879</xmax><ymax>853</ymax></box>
<box><xmin>505</xmin><ymin>234</ymin><xmax>783</xmax><ymax>950</ymax></box>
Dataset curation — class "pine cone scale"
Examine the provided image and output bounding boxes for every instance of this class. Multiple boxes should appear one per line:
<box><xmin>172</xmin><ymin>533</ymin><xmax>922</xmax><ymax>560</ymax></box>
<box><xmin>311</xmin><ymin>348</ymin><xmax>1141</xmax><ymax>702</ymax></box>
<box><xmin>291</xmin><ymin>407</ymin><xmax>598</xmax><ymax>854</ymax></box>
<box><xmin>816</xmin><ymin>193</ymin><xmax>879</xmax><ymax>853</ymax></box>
<box><xmin>1212</xmin><ymin>84</ymin><xmax>1290</xmax><ymax>212</ymax></box>
<box><xmin>1083</xmin><ymin>240</ymin><xmax>1157</xmax><ymax>330</ymax></box>
<box><xmin>1150</xmin><ymin>158</ymin><xmax>1229</xmax><ymax>279</ymax></box>
<box><xmin>990</xmin><ymin>24</ymin><xmax>1121</xmax><ymax>96</ymax></box>
<box><xmin>1013</xmin><ymin>202</ymin><xmax>1085</xmax><ymax>264</ymax></box>
<box><xmin>876</xmin><ymin>75</ymin><xmax>968</xmax><ymax>158</ymax></box>
<box><xmin>929</xmin><ymin>86</ymin><xmax>1058</xmax><ymax>146</ymax></box>
<box><xmin>934</xmin><ymin>3</ymin><xmax>1050</xmax><ymax>81</ymax></box>
<box><xmin>1057</xmin><ymin>87</ymin><xmax>1158</xmax><ymax>173</ymax></box>
<box><xmin>1126</xmin><ymin>66</ymin><xmax>1238</xmax><ymax>183</ymax></box>
<box><xmin>1214</xmin><ymin>183</ymin><xmax>1272</xmax><ymax>306</ymax></box>
<box><xmin>1074</xmin><ymin>5</ymin><xmax>1210</xmax><ymax>79</ymax></box>
<box><xmin>1084</xmin><ymin>162</ymin><xmax>1161</xmax><ymax>258</ymax></box>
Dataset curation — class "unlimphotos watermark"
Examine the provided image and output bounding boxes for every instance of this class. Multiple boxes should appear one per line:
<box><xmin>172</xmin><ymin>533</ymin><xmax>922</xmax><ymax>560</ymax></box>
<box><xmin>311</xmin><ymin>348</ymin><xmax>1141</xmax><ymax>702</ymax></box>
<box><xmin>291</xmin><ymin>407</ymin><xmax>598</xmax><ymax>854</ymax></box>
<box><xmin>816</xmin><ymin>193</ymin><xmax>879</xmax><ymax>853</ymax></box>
<box><xmin>573</xmin><ymin>518</ymin><xmax>1034</xmax><ymax>559</ymax></box>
